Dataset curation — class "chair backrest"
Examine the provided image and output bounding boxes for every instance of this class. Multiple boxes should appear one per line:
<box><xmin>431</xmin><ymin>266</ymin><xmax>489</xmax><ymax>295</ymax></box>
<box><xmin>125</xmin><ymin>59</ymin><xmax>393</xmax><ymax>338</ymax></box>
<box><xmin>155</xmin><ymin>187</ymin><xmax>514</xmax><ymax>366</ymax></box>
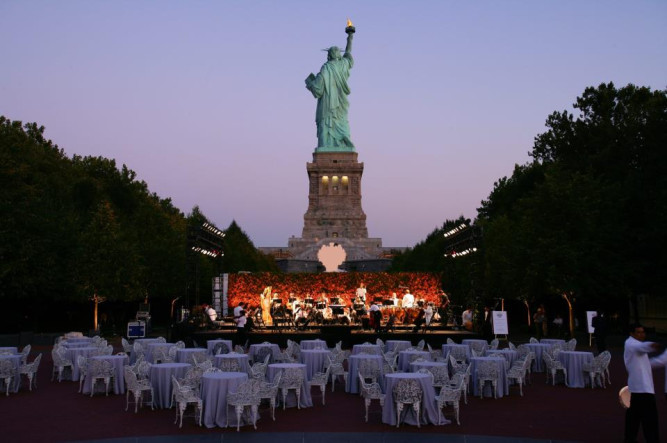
<box><xmin>124</xmin><ymin>366</ymin><xmax>138</xmax><ymax>390</ymax></box>
<box><xmin>359</xmin><ymin>358</ymin><xmax>380</xmax><ymax>377</ymax></box>
<box><xmin>447</xmin><ymin>338</ymin><xmax>455</xmax><ymax>345</ymax></box>
<box><xmin>77</xmin><ymin>355</ymin><xmax>88</xmax><ymax>373</ymax></box>
<box><xmin>213</xmin><ymin>342</ymin><xmax>230</xmax><ymax>355</ymax></box>
<box><xmin>204</xmin><ymin>367</ymin><xmax>222</xmax><ymax>373</ymax></box>
<box><xmin>196</xmin><ymin>359</ymin><xmax>213</xmax><ymax>371</ymax></box>
<box><xmin>529</xmin><ymin>337</ymin><xmax>539</xmax><ymax>344</ymax></box>
<box><xmin>478</xmin><ymin>360</ymin><xmax>498</xmax><ymax>378</ymax></box>
<box><xmin>234</xmin><ymin>345</ymin><xmax>246</xmax><ymax>354</ymax></box>
<box><xmin>156</xmin><ymin>337</ymin><xmax>167</xmax><ymax>343</ymax></box>
<box><xmin>280</xmin><ymin>367</ymin><xmax>303</xmax><ymax>388</ymax></box>
<box><xmin>489</xmin><ymin>338</ymin><xmax>499</xmax><ymax>350</ymax></box>
<box><xmin>508</xmin><ymin>342</ymin><xmax>516</xmax><ymax>350</ymax></box>
<box><xmin>376</xmin><ymin>338</ymin><xmax>385</xmax><ymax>349</ymax></box>
<box><xmin>88</xmin><ymin>359</ymin><xmax>112</xmax><ymax>377</ymax></box>
<box><xmin>255</xmin><ymin>346</ymin><xmax>272</xmax><ymax>363</ymax></box>
<box><xmin>174</xmin><ymin>340</ymin><xmax>185</xmax><ymax>349</ymax></box>
<box><xmin>31</xmin><ymin>353</ymin><xmax>42</xmax><ymax>371</ymax></box>
<box><xmin>393</xmin><ymin>378</ymin><xmax>422</xmax><ymax>403</ymax></box>
<box><xmin>417</xmin><ymin>339</ymin><xmax>426</xmax><ymax>350</ymax></box>
<box><xmin>220</xmin><ymin>359</ymin><xmax>241</xmax><ymax>372</ymax></box>
<box><xmin>429</xmin><ymin>365</ymin><xmax>449</xmax><ymax>385</ymax></box>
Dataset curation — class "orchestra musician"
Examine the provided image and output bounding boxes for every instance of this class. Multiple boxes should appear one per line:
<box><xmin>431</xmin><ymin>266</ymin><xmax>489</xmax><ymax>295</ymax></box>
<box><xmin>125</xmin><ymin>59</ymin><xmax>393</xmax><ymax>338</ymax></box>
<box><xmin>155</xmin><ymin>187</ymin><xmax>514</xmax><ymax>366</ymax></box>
<box><xmin>402</xmin><ymin>289</ymin><xmax>415</xmax><ymax>308</ymax></box>
<box><xmin>390</xmin><ymin>292</ymin><xmax>400</xmax><ymax>307</ymax></box>
<box><xmin>260</xmin><ymin>286</ymin><xmax>273</xmax><ymax>326</ymax></box>
<box><xmin>356</xmin><ymin>283</ymin><xmax>367</xmax><ymax>304</ymax></box>
<box><xmin>462</xmin><ymin>305</ymin><xmax>474</xmax><ymax>331</ymax></box>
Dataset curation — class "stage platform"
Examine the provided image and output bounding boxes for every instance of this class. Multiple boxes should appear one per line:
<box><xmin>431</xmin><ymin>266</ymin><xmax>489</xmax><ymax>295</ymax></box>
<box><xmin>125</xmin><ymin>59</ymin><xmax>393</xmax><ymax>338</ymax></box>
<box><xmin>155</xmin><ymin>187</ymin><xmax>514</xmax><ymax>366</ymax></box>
<box><xmin>189</xmin><ymin>323</ymin><xmax>480</xmax><ymax>349</ymax></box>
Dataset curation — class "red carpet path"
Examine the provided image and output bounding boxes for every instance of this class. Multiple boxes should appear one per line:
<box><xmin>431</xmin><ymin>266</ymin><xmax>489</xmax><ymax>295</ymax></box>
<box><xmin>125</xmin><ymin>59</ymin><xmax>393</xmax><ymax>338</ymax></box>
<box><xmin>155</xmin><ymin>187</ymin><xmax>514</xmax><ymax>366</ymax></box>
<box><xmin>2</xmin><ymin>344</ymin><xmax>666</xmax><ymax>443</ymax></box>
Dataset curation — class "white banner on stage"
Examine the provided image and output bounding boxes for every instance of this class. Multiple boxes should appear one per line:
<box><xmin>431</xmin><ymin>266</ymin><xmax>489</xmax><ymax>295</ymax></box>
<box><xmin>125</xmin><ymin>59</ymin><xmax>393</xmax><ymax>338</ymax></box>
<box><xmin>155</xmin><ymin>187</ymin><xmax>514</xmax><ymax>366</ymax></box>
<box><xmin>586</xmin><ymin>311</ymin><xmax>597</xmax><ymax>334</ymax></box>
<box><xmin>492</xmin><ymin>311</ymin><xmax>509</xmax><ymax>335</ymax></box>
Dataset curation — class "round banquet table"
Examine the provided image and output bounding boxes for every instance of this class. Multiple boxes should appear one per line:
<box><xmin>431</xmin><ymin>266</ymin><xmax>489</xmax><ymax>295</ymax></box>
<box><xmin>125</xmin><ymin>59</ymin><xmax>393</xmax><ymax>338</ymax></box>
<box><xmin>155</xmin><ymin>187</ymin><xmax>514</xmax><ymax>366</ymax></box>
<box><xmin>145</xmin><ymin>343</ymin><xmax>174</xmax><ymax>363</ymax></box>
<box><xmin>201</xmin><ymin>371</ymin><xmax>248</xmax><ymax>428</ymax></box>
<box><xmin>0</xmin><ymin>354</ymin><xmax>21</xmax><ymax>392</ymax></box>
<box><xmin>0</xmin><ymin>347</ymin><xmax>18</xmax><ymax>354</ymax></box>
<box><xmin>300</xmin><ymin>339</ymin><xmax>328</xmax><ymax>350</ymax></box>
<box><xmin>149</xmin><ymin>362</ymin><xmax>191</xmax><ymax>408</ymax></box>
<box><xmin>299</xmin><ymin>349</ymin><xmax>332</xmax><ymax>381</ymax></box>
<box><xmin>352</xmin><ymin>344</ymin><xmax>382</xmax><ymax>355</ymax></box>
<box><xmin>485</xmin><ymin>349</ymin><xmax>519</xmax><ymax>368</ymax></box>
<box><xmin>81</xmin><ymin>354</ymin><xmax>128</xmax><ymax>395</ymax></box>
<box><xmin>525</xmin><ymin>343</ymin><xmax>552</xmax><ymax>372</ymax></box>
<box><xmin>541</xmin><ymin>339</ymin><xmax>566</xmax><ymax>346</ymax></box>
<box><xmin>385</xmin><ymin>340</ymin><xmax>412</xmax><ymax>353</ymax></box>
<box><xmin>248</xmin><ymin>344</ymin><xmax>281</xmax><ymax>363</ymax></box>
<box><xmin>267</xmin><ymin>363</ymin><xmax>313</xmax><ymax>408</ymax></box>
<box><xmin>442</xmin><ymin>344</ymin><xmax>471</xmax><ymax>362</ymax></box>
<box><xmin>207</xmin><ymin>339</ymin><xmax>233</xmax><ymax>355</ymax></box>
<box><xmin>66</xmin><ymin>346</ymin><xmax>99</xmax><ymax>381</ymax></box>
<box><xmin>556</xmin><ymin>351</ymin><xmax>594</xmax><ymax>388</ymax></box>
<box><xmin>469</xmin><ymin>356</ymin><xmax>509</xmax><ymax>398</ymax></box>
<box><xmin>61</xmin><ymin>342</ymin><xmax>91</xmax><ymax>349</ymax></box>
<box><xmin>381</xmin><ymin>372</ymin><xmax>445</xmax><ymax>426</ymax></box>
<box><xmin>64</xmin><ymin>337</ymin><xmax>93</xmax><ymax>344</ymax></box>
<box><xmin>214</xmin><ymin>353</ymin><xmax>250</xmax><ymax>373</ymax></box>
<box><xmin>397</xmin><ymin>350</ymin><xmax>431</xmax><ymax>372</ymax></box>
<box><xmin>410</xmin><ymin>360</ymin><xmax>448</xmax><ymax>373</ymax></box>
<box><xmin>176</xmin><ymin>348</ymin><xmax>208</xmax><ymax>364</ymax></box>
<box><xmin>346</xmin><ymin>354</ymin><xmax>384</xmax><ymax>394</ymax></box>
<box><xmin>462</xmin><ymin>339</ymin><xmax>489</xmax><ymax>355</ymax></box>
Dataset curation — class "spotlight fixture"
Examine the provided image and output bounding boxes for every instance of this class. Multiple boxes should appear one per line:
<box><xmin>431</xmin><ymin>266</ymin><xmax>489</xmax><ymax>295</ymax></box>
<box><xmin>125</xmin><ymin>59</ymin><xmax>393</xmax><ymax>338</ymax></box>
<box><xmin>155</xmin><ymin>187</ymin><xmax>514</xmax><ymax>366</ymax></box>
<box><xmin>444</xmin><ymin>247</ymin><xmax>478</xmax><ymax>258</ymax></box>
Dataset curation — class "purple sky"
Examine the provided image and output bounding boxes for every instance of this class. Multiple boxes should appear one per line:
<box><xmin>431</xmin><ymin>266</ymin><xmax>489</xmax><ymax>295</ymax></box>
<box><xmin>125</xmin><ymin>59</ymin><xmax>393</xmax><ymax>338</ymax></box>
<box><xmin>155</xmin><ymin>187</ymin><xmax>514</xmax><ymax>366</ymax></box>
<box><xmin>2</xmin><ymin>1</ymin><xmax>666</xmax><ymax>247</ymax></box>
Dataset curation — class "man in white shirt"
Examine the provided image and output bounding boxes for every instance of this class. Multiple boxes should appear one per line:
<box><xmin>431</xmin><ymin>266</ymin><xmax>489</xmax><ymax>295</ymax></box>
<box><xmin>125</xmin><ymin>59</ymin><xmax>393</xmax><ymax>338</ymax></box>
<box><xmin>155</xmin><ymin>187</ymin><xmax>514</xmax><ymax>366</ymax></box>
<box><xmin>624</xmin><ymin>324</ymin><xmax>660</xmax><ymax>443</ymax></box>
<box><xmin>401</xmin><ymin>289</ymin><xmax>414</xmax><ymax>308</ymax></box>
<box><xmin>356</xmin><ymin>283</ymin><xmax>367</xmax><ymax>304</ymax></box>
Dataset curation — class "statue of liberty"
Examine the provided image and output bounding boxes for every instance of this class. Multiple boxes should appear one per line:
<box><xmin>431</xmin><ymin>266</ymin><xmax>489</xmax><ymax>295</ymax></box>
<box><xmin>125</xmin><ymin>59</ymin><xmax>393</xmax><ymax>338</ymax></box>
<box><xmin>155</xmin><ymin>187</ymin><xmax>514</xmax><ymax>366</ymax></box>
<box><xmin>305</xmin><ymin>21</ymin><xmax>355</xmax><ymax>151</ymax></box>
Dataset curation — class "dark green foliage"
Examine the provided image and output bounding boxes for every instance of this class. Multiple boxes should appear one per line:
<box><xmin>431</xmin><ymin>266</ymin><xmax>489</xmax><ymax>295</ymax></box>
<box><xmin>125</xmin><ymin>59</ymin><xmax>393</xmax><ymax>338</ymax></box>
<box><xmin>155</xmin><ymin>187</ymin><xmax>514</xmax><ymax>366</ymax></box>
<box><xmin>0</xmin><ymin>117</ymin><xmax>273</xmax><ymax>332</ymax></box>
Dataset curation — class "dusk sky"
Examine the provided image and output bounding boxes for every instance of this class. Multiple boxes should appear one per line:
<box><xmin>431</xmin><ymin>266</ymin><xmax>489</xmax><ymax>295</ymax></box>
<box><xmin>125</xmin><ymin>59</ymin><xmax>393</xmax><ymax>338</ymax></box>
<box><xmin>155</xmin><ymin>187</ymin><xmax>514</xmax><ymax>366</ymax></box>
<box><xmin>2</xmin><ymin>1</ymin><xmax>666</xmax><ymax>248</ymax></box>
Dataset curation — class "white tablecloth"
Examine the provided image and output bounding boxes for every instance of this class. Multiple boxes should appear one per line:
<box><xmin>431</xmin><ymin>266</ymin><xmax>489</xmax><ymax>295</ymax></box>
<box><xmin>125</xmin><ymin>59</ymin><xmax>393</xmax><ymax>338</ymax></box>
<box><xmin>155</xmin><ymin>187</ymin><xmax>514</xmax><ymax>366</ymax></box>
<box><xmin>175</xmin><ymin>348</ymin><xmax>208</xmax><ymax>364</ymax></box>
<box><xmin>299</xmin><ymin>349</ymin><xmax>332</xmax><ymax>381</ymax></box>
<box><xmin>557</xmin><ymin>351</ymin><xmax>594</xmax><ymax>388</ymax></box>
<box><xmin>300</xmin><ymin>339</ymin><xmax>328</xmax><ymax>350</ymax></box>
<box><xmin>382</xmin><ymin>372</ymin><xmax>444</xmax><ymax>426</ymax></box>
<box><xmin>541</xmin><ymin>339</ymin><xmax>565</xmax><ymax>346</ymax></box>
<box><xmin>346</xmin><ymin>354</ymin><xmax>384</xmax><ymax>394</ymax></box>
<box><xmin>267</xmin><ymin>363</ymin><xmax>313</xmax><ymax>408</ymax></box>
<box><xmin>0</xmin><ymin>347</ymin><xmax>18</xmax><ymax>354</ymax></box>
<box><xmin>469</xmin><ymin>356</ymin><xmax>509</xmax><ymax>398</ymax></box>
<box><xmin>149</xmin><ymin>363</ymin><xmax>191</xmax><ymax>408</ymax></box>
<box><xmin>82</xmin><ymin>354</ymin><xmax>128</xmax><ymax>395</ymax></box>
<box><xmin>66</xmin><ymin>346</ymin><xmax>99</xmax><ymax>381</ymax></box>
<box><xmin>397</xmin><ymin>350</ymin><xmax>431</xmax><ymax>372</ymax></box>
<box><xmin>409</xmin><ymin>360</ymin><xmax>449</xmax><ymax>374</ymax></box>
<box><xmin>201</xmin><ymin>371</ymin><xmax>248</xmax><ymax>428</ymax></box>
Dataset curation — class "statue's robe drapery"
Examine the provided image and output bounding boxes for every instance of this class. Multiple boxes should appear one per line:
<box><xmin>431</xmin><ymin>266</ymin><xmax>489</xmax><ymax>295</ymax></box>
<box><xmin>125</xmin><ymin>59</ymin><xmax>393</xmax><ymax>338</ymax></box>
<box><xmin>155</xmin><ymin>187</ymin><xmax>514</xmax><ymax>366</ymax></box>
<box><xmin>306</xmin><ymin>53</ymin><xmax>354</xmax><ymax>150</ymax></box>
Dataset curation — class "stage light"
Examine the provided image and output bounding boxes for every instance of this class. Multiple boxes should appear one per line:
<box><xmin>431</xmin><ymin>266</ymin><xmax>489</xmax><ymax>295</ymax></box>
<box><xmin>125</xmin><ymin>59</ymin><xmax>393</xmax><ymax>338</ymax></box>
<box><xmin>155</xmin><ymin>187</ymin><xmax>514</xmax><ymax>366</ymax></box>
<box><xmin>443</xmin><ymin>223</ymin><xmax>468</xmax><ymax>238</ymax></box>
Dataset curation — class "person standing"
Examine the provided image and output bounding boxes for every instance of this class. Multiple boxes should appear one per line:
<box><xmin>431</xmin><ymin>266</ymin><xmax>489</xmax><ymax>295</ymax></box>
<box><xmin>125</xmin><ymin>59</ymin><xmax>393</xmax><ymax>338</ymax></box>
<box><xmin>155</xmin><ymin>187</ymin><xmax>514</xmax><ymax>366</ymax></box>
<box><xmin>624</xmin><ymin>324</ymin><xmax>661</xmax><ymax>443</ymax></box>
<box><xmin>355</xmin><ymin>283</ymin><xmax>367</xmax><ymax>304</ymax></box>
<box><xmin>235</xmin><ymin>308</ymin><xmax>248</xmax><ymax>347</ymax></box>
<box><xmin>591</xmin><ymin>310</ymin><xmax>608</xmax><ymax>353</ymax></box>
<box><xmin>533</xmin><ymin>306</ymin><xmax>546</xmax><ymax>339</ymax></box>
<box><xmin>462</xmin><ymin>306</ymin><xmax>474</xmax><ymax>332</ymax></box>
<box><xmin>401</xmin><ymin>289</ymin><xmax>415</xmax><ymax>308</ymax></box>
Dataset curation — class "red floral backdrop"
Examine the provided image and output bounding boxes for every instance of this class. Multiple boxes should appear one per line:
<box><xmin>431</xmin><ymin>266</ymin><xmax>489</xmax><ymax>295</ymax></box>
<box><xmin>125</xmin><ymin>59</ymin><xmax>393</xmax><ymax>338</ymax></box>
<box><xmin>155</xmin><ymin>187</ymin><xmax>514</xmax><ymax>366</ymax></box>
<box><xmin>227</xmin><ymin>272</ymin><xmax>442</xmax><ymax>309</ymax></box>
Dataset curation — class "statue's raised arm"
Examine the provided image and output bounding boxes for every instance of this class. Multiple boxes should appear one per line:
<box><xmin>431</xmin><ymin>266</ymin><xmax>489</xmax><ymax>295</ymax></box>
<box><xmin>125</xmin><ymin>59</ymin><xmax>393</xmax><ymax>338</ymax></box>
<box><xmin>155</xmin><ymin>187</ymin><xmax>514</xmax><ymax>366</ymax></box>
<box><xmin>305</xmin><ymin>22</ymin><xmax>356</xmax><ymax>151</ymax></box>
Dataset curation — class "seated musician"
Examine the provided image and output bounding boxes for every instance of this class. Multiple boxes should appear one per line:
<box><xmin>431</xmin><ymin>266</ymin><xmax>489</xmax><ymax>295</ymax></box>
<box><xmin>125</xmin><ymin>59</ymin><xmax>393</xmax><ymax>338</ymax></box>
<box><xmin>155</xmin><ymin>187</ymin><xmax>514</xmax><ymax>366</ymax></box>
<box><xmin>322</xmin><ymin>305</ymin><xmax>334</xmax><ymax>324</ymax></box>
<box><xmin>402</xmin><ymin>289</ymin><xmax>415</xmax><ymax>308</ymax></box>
<box><xmin>462</xmin><ymin>305</ymin><xmax>474</xmax><ymax>331</ymax></box>
<box><xmin>390</xmin><ymin>292</ymin><xmax>400</xmax><ymax>306</ymax></box>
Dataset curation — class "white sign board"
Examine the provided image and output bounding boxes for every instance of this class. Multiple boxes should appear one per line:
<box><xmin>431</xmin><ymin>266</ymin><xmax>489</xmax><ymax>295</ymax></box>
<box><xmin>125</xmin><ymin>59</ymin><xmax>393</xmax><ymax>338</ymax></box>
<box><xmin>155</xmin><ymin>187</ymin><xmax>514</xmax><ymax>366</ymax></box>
<box><xmin>492</xmin><ymin>311</ymin><xmax>509</xmax><ymax>335</ymax></box>
<box><xmin>586</xmin><ymin>311</ymin><xmax>597</xmax><ymax>334</ymax></box>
